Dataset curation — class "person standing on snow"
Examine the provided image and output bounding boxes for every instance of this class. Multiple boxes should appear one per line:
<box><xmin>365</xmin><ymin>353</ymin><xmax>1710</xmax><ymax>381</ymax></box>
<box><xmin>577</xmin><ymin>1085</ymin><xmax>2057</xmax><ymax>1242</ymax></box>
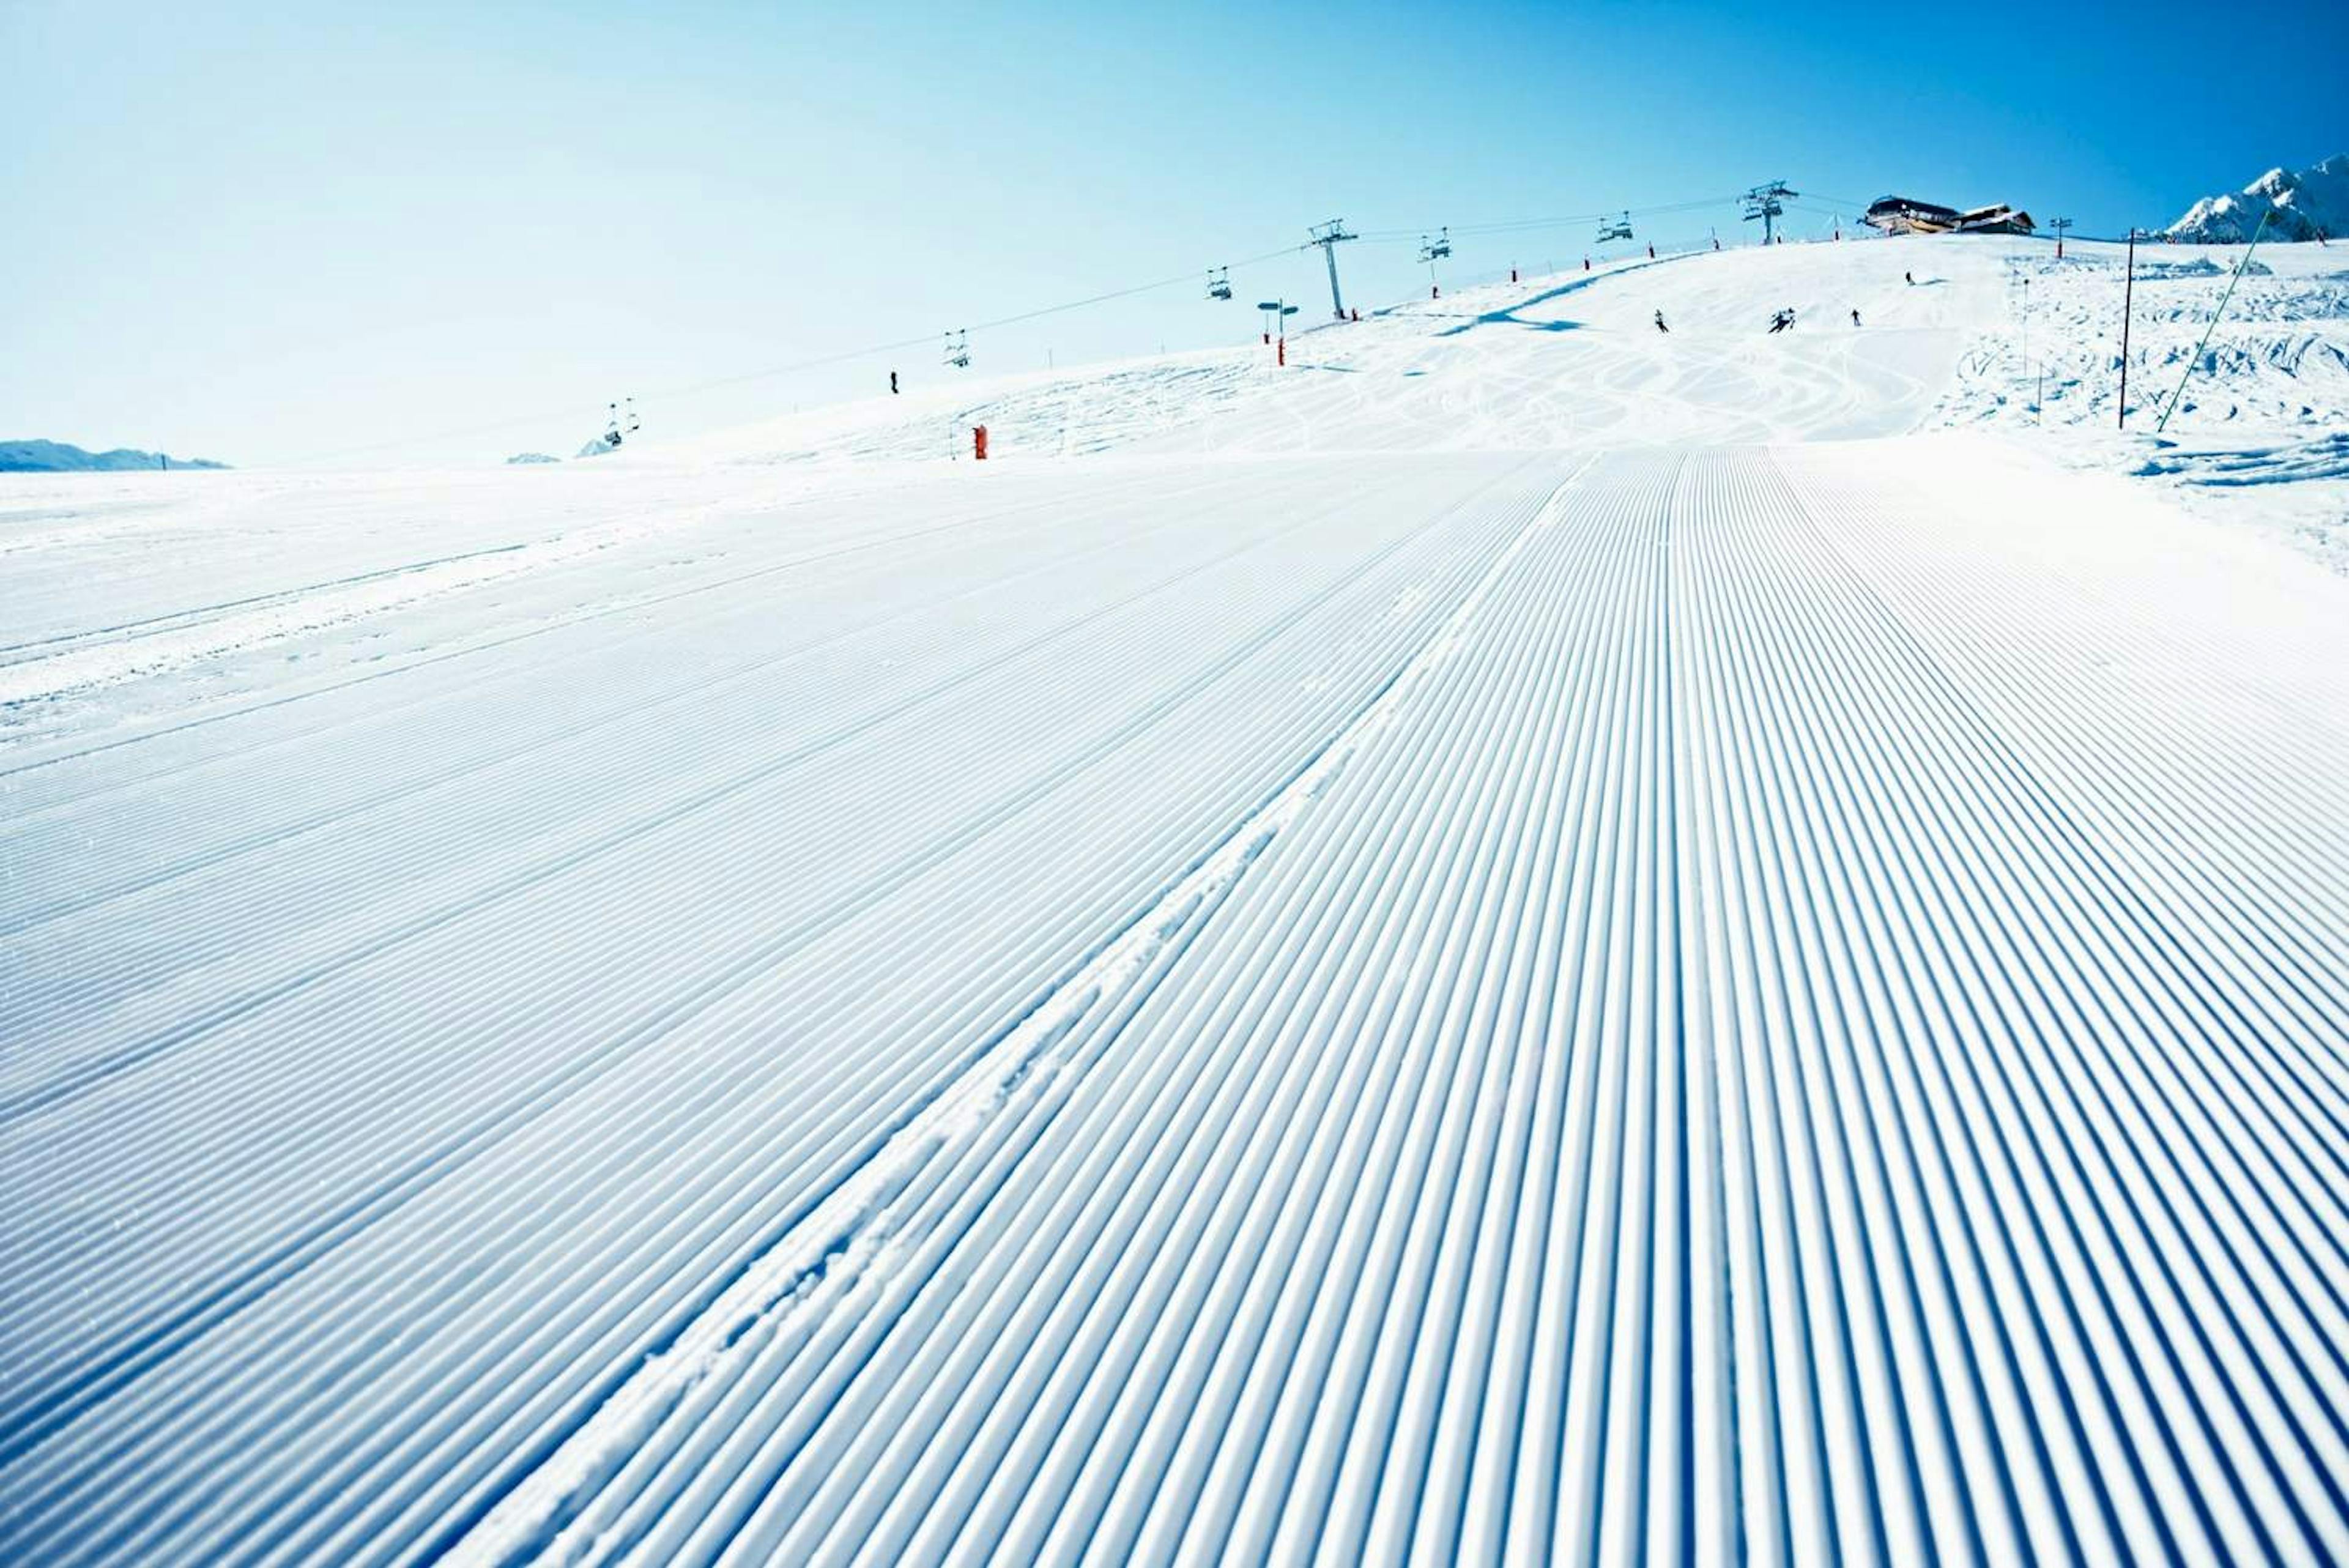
<box><xmin>1904</xmin><ymin>270</ymin><xmax>1914</xmax><ymax>285</ymax></box>
<box><xmin>1851</xmin><ymin>308</ymin><xmax>1862</xmax><ymax>327</ymax></box>
<box><xmin>890</xmin><ymin>370</ymin><xmax>899</xmax><ymax>395</ymax></box>
<box><xmin>1654</xmin><ymin>310</ymin><xmax>1669</xmax><ymax>333</ymax></box>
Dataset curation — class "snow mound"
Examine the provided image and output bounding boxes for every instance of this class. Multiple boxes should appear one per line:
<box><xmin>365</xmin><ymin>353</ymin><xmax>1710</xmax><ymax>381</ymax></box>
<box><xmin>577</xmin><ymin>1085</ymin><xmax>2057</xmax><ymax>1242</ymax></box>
<box><xmin>2165</xmin><ymin>152</ymin><xmax>2349</xmax><ymax>243</ymax></box>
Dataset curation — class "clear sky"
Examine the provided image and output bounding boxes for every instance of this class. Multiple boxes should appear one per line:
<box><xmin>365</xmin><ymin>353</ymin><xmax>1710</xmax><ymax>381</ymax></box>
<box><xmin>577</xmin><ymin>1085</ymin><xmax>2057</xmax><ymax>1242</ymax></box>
<box><xmin>5</xmin><ymin>0</ymin><xmax>2342</xmax><ymax>467</ymax></box>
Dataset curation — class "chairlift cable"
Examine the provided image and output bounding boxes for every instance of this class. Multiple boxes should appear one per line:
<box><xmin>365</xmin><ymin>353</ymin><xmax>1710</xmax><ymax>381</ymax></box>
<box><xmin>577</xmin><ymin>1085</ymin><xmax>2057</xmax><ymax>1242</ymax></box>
<box><xmin>294</xmin><ymin>186</ymin><xmax>1806</xmax><ymax>464</ymax></box>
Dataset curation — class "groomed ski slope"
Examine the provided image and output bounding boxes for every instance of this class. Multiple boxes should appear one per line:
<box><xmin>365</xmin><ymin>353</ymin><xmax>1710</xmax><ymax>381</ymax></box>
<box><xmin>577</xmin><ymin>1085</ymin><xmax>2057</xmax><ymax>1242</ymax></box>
<box><xmin>5</xmin><ymin>238</ymin><xmax>2348</xmax><ymax>1566</ymax></box>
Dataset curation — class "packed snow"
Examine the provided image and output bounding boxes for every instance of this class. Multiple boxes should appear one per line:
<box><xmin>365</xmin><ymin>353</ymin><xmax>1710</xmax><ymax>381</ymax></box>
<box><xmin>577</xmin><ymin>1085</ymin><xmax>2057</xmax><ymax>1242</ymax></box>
<box><xmin>4</xmin><ymin>231</ymin><xmax>2347</xmax><ymax>1566</ymax></box>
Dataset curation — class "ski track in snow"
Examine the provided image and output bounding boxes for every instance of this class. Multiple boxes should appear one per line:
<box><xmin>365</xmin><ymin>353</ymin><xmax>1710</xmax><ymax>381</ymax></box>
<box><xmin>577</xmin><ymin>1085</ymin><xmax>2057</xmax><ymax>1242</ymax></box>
<box><xmin>4</xmin><ymin>236</ymin><xmax>2348</xmax><ymax>1566</ymax></box>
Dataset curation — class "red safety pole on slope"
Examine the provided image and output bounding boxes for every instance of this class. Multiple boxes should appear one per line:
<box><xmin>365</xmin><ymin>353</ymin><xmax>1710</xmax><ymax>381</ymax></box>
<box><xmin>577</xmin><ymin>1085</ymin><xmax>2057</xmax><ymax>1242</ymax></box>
<box><xmin>973</xmin><ymin>424</ymin><xmax>989</xmax><ymax>461</ymax></box>
<box><xmin>1583</xmin><ymin>257</ymin><xmax>1590</xmax><ymax>272</ymax></box>
<box><xmin>1277</xmin><ymin>336</ymin><xmax>1285</xmax><ymax>367</ymax></box>
<box><xmin>1510</xmin><ymin>267</ymin><xmax>1518</xmax><ymax>282</ymax></box>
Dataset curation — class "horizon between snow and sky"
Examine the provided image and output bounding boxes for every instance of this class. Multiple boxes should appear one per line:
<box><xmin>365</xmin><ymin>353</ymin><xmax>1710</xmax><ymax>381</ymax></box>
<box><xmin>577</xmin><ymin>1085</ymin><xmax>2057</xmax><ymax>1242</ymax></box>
<box><xmin>4</xmin><ymin>0</ymin><xmax>2343</xmax><ymax>469</ymax></box>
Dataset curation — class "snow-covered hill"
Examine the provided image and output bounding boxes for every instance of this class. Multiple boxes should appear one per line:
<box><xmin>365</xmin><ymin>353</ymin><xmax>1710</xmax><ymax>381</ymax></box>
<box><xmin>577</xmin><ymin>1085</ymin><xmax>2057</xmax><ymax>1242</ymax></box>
<box><xmin>663</xmin><ymin>233</ymin><xmax>2349</xmax><ymax>567</ymax></box>
<box><xmin>2165</xmin><ymin>152</ymin><xmax>2349</xmax><ymax>243</ymax></box>
<box><xmin>5</xmin><ymin>231</ymin><xmax>2347</xmax><ymax>1567</ymax></box>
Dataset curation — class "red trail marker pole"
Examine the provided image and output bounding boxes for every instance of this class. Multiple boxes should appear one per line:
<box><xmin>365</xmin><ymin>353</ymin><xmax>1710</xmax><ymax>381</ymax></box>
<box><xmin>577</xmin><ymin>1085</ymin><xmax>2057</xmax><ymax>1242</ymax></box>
<box><xmin>973</xmin><ymin>425</ymin><xmax>989</xmax><ymax>461</ymax></box>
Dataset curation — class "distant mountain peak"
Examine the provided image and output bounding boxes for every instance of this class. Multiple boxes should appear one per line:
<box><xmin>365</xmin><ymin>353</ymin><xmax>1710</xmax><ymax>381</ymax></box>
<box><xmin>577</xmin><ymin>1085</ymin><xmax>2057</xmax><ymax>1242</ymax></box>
<box><xmin>2164</xmin><ymin>153</ymin><xmax>2349</xmax><ymax>242</ymax></box>
<box><xmin>0</xmin><ymin>438</ymin><xmax>229</xmax><ymax>472</ymax></box>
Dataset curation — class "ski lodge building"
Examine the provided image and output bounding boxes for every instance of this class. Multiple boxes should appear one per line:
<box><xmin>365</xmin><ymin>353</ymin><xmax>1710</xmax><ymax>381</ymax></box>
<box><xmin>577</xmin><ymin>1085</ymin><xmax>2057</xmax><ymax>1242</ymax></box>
<box><xmin>1863</xmin><ymin>196</ymin><xmax>2036</xmax><ymax>236</ymax></box>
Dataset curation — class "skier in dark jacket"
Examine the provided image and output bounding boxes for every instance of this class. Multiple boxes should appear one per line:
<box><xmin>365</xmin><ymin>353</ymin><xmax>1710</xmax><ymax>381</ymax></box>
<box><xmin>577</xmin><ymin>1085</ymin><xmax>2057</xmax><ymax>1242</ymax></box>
<box><xmin>1767</xmin><ymin>308</ymin><xmax>1795</xmax><ymax>334</ymax></box>
<box><xmin>1653</xmin><ymin>310</ymin><xmax>1669</xmax><ymax>333</ymax></box>
<box><xmin>1850</xmin><ymin>308</ymin><xmax>1862</xmax><ymax>327</ymax></box>
<box><xmin>890</xmin><ymin>370</ymin><xmax>899</xmax><ymax>395</ymax></box>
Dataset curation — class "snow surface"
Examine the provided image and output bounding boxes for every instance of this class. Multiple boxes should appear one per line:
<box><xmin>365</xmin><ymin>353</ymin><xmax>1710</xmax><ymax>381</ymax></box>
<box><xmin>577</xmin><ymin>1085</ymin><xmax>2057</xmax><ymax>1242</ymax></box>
<box><xmin>4</xmin><ymin>234</ymin><xmax>2347</xmax><ymax>1566</ymax></box>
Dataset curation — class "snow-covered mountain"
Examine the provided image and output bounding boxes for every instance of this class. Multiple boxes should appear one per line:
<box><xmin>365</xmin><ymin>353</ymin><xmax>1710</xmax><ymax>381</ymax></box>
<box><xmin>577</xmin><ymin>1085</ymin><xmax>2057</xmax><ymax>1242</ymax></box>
<box><xmin>0</xmin><ymin>437</ymin><xmax>228</xmax><ymax>472</ymax></box>
<box><xmin>2165</xmin><ymin>152</ymin><xmax>2349</xmax><ymax>242</ymax></box>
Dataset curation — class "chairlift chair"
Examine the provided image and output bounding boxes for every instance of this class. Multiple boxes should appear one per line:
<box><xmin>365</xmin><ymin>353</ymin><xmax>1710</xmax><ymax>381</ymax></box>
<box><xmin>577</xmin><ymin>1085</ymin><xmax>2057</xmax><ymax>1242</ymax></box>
<box><xmin>1207</xmin><ymin>266</ymin><xmax>1233</xmax><ymax>300</ymax></box>
<box><xmin>943</xmin><ymin>329</ymin><xmax>971</xmax><ymax>370</ymax></box>
<box><xmin>1597</xmin><ymin>212</ymin><xmax>1634</xmax><ymax>243</ymax></box>
<box><xmin>1419</xmin><ymin>227</ymin><xmax>1452</xmax><ymax>263</ymax></box>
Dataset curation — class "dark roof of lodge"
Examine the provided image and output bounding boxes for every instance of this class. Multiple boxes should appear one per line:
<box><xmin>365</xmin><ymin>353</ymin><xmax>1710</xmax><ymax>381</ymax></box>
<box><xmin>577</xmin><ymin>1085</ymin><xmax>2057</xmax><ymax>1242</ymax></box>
<box><xmin>1866</xmin><ymin>195</ymin><xmax>1961</xmax><ymax>220</ymax></box>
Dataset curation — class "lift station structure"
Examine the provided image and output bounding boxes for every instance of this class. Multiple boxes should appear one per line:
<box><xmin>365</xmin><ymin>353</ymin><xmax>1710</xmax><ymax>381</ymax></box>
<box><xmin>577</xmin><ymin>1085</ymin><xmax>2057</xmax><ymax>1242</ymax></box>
<box><xmin>1743</xmin><ymin>180</ymin><xmax>1796</xmax><ymax>244</ymax></box>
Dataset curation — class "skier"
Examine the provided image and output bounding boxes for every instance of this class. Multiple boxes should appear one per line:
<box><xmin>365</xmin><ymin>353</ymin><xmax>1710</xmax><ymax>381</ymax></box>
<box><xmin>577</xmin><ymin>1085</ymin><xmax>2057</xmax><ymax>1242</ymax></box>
<box><xmin>1653</xmin><ymin>310</ymin><xmax>1669</xmax><ymax>333</ymax></box>
<box><xmin>1851</xmin><ymin>308</ymin><xmax>1862</xmax><ymax>327</ymax></box>
<box><xmin>890</xmin><ymin>370</ymin><xmax>899</xmax><ymax>395</ymax></box>
<box><xmin>1904</xmin><ymin>270</ymin><xmax>1914</xmax><ymax>285</ymax></box>
<box><xmin>1767</xmin><ymin>308</ymin><xmax>1795</xmax><ymax>334</ymax></box>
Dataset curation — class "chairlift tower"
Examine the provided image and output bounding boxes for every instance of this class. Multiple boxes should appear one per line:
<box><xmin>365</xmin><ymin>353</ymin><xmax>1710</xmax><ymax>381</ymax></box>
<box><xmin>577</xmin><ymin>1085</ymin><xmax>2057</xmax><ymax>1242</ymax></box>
<box><xmin>1308</xmin><ymin>219</ymin><xmax>1357</xmax><ymax>321</ymax></box>
<box><xmin>1743</xmin><ymin>180</ymin><xmax>1796</xmax><ymax>245</ymax></box>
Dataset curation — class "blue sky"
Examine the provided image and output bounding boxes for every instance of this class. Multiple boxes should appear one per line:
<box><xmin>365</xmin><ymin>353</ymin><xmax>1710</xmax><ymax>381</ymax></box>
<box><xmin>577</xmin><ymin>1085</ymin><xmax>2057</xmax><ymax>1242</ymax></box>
<box><xmin>5</xmin><ymin>0</ymin><xmax>2342</xmax><ymax>466</ymax></box>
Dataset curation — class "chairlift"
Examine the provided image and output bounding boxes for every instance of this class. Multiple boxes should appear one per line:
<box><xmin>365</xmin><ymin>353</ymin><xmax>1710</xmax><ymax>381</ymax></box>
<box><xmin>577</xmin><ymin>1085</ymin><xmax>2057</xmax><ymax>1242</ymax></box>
<box><xmin>943</xmin><ymin>329</ymin><xmax>970</xmax><ymax>370</ymax></box>
<box><xmin>1597</xmin><ymin>212</ymin><xmax>1634</xmax><ymax>243</ymax></box>
<box><xmin>1418</xmin><ymin>226</ymin><xmax>1452</xmax><ymax>264</ymax></box>
<box><xmin>1207</xmin><ymin>266</ymin><xmax>1233</xmax><ymax>300</ymax></box>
